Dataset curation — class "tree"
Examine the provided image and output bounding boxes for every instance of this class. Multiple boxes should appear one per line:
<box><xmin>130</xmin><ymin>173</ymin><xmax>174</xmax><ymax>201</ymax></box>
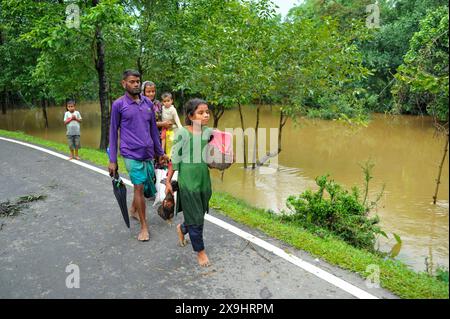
<box><xmin>19</xmin><ymin>0</ymin><xmax>138</xmax><ymax>149</ymax></box>
<box><xmin>176</xmin><ymin>0</ymin><xmax>260</xmax><ymax>128</ymax></box>
<box><xmin>139</xmin><ymin>0</ymin><xmax>187</xmax><ymax>95</ymax></box>
<box><xmin>0</xmin><ymin>0</ymin><xmax>47</xmax><ymax>113</ymax></box>
<box><xmin>392</xmin><ymin>6</ymin><xmax>449</xmax><ymax>204</ymax></box>
<box><xmin>264</xmin><ymin>13</ymin><xmax>371</xmax><ymax>160</ymax></box>
<box><xmin>290</xmin><ymin>0</ymin><xmax>449</xmax><ymax>113</ymax></box>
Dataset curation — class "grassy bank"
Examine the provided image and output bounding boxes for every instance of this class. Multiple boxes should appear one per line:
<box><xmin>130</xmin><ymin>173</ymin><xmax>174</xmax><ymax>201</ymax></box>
<box><xmin>1</xmin><ymin>129</ymin><xmax>448</xmax><ymax>299</ymax></box>
<box><xmin>0</xmin><ymin>129</ymin><xmax>126</xmax><ymax>171</ymax></box>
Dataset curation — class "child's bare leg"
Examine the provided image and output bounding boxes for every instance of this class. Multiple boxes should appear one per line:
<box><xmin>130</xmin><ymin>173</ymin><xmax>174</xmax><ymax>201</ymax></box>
<box><xmin>69</xmin><ymin>149</ymin><xmax>74</xmax><ymax>160</ymax></box>
<box><xmin>197</xmin><ymin>250</ymin><xmax>210</xmax><ymax>267</ymax></box>
<box><xmin>75</xmin><ymin>148</ymin><xmax>80</xmax><ymax>160</ymax></box>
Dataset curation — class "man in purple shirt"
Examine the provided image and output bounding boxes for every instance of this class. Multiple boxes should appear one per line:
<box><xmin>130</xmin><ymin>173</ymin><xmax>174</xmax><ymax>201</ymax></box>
<box><xmin>108</xmin><ymin>70</ymin><xmax>168</xmax><ymax>242</ymax></box>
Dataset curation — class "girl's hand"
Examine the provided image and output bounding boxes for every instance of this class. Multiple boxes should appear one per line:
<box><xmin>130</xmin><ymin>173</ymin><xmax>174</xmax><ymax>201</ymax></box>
<box><xmin>165</xmin><ymin>182</ymin><xmax>174</xmax><ymax>196</ymax></box>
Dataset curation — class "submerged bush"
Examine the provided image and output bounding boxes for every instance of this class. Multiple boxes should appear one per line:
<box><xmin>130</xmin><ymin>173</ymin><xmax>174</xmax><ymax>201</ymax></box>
<box><xmin>435</xmin><ymin>267</ymin><xmax>449</xmax><ymax>284</ymax></box>
<box><xmin>284</xmin><ymin>168</ymin><xmax>385</xmax><ymax>251</ymax></box>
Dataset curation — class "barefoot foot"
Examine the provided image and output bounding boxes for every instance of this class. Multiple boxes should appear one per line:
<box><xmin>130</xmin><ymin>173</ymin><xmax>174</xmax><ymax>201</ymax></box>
<box><xmin>197</xmin><ymin>250</ymin><xmax>210</xmax><ymax>267</ymax></box>
<box><xmin>177</xmin><ymin>224</ymin><xmax>188</xmax><ymax>247</ymax></box>
<box><xmin>75</xmin><ymin>156</ymin><xmax>80</xmax><ymax>160</ymax></box>
<box><xmin>138</xmin><ymin>229</ymin><xmax>150</xmax><ymax>242</ymax></box>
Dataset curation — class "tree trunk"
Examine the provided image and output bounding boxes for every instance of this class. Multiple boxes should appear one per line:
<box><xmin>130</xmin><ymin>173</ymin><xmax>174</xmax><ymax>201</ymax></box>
<box><xmin>137</xmin><ymin>55</ymin><xmax>144</xmax><ymax>78</ymax></box>
<box><xmin>108</xmin><ymin>80</ymin><xmax>113</xmax><ymax>113</ymax></box>
<box><xmin>0</xmin><ymin>33</ymin><xmax>5</xmax><ymax>115</ymax></box>
<box><xmin>257</xmin><ymin>110</ymin><xmax>287</xmax><ymax>167</ymax></box>
<box><xmin>212</xmin><ymin>104</ymin><xmax>224</xmax><ymax>128</ymax></box>
<box><xmin>42</xmin><ymin>98</ymin><xmax>49</xmax><ymax>128</ymax></box>
<box><xmin>180</xmin><ymin>90</ymin><xmax>185</xmax><ymax>112</ymax></box>
<box><xmin>93</xmin><ymin>0</ymin><xmax>110</xmax><ymax>150</ymax></box>
<box><xmin>278</xmin><ymin>110</ymin><xmax>287</xmax><ymax>154</ymax></box>
<box><xmin>433</xmin><ymin>133</ymin><xmax>449</xmax><ymax>204</ymax></box>
<box><xmin>5</xmin><ymin>91</ymin><xmax>10</xmax><ymax>110</ymax></box>
<box><xmin>238</xmin><ymin>103</ymin><xmax>247</xmax><ymax>168</ymax></box>
<box><xmin>252</xmin><ymin>105</ymin><xmax>261</xmax><ymax>169</ymax></box>
<box><xmin>1</xmin><ymin>90</ymin><xmax>6</xmax><ymax>115</ymax></box>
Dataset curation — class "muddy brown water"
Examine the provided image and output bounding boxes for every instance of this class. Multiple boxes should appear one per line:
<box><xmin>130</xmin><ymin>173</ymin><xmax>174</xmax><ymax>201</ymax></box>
<box><xmin>0</xmin><ymin>103</ymin><xmax>448</xmax><ymax>272</ymax></box>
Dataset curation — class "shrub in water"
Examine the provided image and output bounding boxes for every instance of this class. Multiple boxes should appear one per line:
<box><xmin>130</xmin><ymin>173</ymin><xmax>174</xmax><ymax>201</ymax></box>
<box><xmin>285</xmin><ymin>174</ymin><xmax>384</xmax><ymax>251</ymax></box>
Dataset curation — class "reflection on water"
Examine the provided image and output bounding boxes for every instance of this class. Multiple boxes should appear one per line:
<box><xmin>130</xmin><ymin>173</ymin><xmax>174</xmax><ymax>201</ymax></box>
<box><xmin>0</xmin><ymin>103</ymin><xmax>448</xmax><ymax>272</ymax></box>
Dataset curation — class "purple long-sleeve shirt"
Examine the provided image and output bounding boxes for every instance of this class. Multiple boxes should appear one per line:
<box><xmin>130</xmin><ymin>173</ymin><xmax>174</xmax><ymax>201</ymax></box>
<box><xmin>109</xmin><ymin>93</ymin><xmax>164</xmax><ymax>164</ymax></box>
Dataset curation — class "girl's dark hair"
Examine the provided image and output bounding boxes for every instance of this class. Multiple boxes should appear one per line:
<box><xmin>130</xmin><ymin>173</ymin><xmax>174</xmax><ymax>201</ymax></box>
<box><xmin>184</xmin><ymin>98</ymin><xmax>208</xmax><ymax>125</ymax></box>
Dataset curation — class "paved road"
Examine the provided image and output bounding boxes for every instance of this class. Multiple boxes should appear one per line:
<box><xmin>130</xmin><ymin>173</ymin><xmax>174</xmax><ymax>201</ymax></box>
<box><xmin>0</xmin><ymin>138</ymin><xmax>398</xmax><ymax>299</ymax></box>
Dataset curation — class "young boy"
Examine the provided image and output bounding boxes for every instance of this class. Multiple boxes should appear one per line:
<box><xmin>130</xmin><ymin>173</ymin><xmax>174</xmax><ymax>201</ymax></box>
<box><xmin>161</xmin><ymin>93</ymin><xmax>182</xmax><ymax>158</ymax></box>
<box><xmin>64</xmin><ymin>100</ymin><xmax>82</xmax><ymax>160</ymax></box>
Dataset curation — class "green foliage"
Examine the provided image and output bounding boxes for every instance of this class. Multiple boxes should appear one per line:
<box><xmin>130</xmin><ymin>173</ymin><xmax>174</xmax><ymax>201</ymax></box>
<box><xmin>0</xmin><ymin>0</ymin><xmax>45</xmax><ymax>102</ymax></box>
<box><xmin>435</xmin><ymin>267</ymin><xmax>449</xmax><ymax>284</ymax></box>
<box><xmin>392</xmin><ymin>6</ymin><xmax>449</xmax><ymax>122</ymax></box>
<box><xmin>291</xmin><ymin>0</ymin><xmax>449</xmax><ymax>114</ymax></box>
<box><xmin>2</xmin><ymin>0</ymin><xmax>447</xmax><ymax>134</ymax></box>
<box><xmin>140</xmin><ymin>0</ymin><xmax>280</xmax><ymax>125</ymax></box>
<box><xmin>138</xmin><ymin>0</ymin><xmax>370</xmax><ymax>127</ymax></box>
<box><xmin>0</xmin><ymin>0</ymin><xmax>138</xmax><ymax>104</ymax></box>
<box><xmin>284</xmin><ymin>169</ymin><xmax>385</xmax><ymax>251</ymax></box>
<box><xmin>273</xmin><ymin>11</ymin><xmax>372</xmax><ymax>121</ymax></box>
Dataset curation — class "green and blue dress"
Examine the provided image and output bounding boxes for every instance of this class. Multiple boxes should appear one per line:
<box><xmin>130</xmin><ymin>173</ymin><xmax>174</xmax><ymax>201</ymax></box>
<box><xmin>171</xmin><ymin>126</ymin><xmax>213</xmax><ymax>226</ymax></box>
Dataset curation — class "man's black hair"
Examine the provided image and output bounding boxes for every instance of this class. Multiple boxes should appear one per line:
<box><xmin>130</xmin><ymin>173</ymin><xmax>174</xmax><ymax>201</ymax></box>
<box><xmin>122</xmin><ymin>69</ymin><xmax>141</xmax><ymax>80</ymax></box>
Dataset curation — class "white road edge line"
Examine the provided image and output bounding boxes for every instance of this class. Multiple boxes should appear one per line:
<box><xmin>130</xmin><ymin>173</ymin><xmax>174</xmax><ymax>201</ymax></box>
<box><xmin>0</xmin><ymin>136</ymin><xmax>379</xmax><ymax>299</ymax></box>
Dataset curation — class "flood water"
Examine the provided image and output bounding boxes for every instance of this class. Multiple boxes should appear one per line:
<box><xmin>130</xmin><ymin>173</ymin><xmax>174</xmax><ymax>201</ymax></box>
<box><xmin>0</xmin><ymin>102</ymin><xmax>448</xmax><ymax>272</ymax></box>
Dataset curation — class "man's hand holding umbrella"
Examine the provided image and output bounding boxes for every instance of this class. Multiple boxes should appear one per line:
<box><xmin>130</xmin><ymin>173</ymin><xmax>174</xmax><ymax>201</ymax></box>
<box><xmin>108</xmin><ymin>162</ymin><xmax>118</xmax><ymax>178</ymax></box>
<box><xmin>108</xmin><ymin>163</ymin><xmax>130</xmax><ymax>229</ymax></box>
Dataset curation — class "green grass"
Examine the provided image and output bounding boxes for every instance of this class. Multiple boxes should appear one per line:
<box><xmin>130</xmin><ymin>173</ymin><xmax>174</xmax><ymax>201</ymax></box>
<box><xmin>0</xmin><ymin>129</ymin><xmax>126</xmax><ymax>171</ymax></box>
<box><xmin>1</xmin><ymin>129</ymin><xmax>448</xmax><ymax>299</ymax></box>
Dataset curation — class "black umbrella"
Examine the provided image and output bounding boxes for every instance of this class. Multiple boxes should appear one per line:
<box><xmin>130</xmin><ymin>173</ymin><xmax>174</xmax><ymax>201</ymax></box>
<box><xmin>111</xmin><ymin>171</ymin><xmax>130</xmax><ymax>228</ymax></box>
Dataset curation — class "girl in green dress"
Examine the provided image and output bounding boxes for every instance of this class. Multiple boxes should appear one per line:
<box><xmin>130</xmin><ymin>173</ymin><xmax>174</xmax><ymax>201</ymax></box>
<box><xmin>165</xmin><ymin>98</ymin><xmax>213</xmax><ymax>267</ymax></box>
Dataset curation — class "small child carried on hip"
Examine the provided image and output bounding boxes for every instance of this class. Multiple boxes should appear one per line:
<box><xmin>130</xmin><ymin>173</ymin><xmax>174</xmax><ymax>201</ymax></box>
<box><xmin>161</xmin><ymin>92</ymin><xmax>183</xmax><ymax>158</ymax></box>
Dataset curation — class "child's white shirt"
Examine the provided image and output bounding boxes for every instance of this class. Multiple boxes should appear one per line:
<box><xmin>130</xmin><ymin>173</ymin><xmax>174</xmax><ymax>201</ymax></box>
<box><xmin>64</xmin><ymin>111</ymin><xmax>82</xmax><ymax>136</ymax></box>
<box><xmin>161</xmin><ymin>105</ymin><xmax>182</xmax><ymax>130</ymax></box>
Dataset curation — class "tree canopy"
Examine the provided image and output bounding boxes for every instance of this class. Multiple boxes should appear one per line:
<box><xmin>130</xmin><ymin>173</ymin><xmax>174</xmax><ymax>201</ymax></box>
<box><xmin>1</xmin><ymin>0</ymin><xmax>448</xmax><ymax>146</ymax></box>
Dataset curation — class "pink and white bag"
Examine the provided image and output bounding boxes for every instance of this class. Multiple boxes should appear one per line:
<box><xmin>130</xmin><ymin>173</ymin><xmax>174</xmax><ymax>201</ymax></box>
<box><xmin>206</xmin><ymin>130</ymin><xmax>234</xmax><ymax>170</ymax></box>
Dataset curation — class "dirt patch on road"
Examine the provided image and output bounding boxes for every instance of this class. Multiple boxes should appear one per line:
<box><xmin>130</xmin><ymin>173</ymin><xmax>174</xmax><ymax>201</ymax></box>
<box><xmin>0</xmin><ymin>194</ymin><xmax>47</xmax><ymax>218</ymax></box>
